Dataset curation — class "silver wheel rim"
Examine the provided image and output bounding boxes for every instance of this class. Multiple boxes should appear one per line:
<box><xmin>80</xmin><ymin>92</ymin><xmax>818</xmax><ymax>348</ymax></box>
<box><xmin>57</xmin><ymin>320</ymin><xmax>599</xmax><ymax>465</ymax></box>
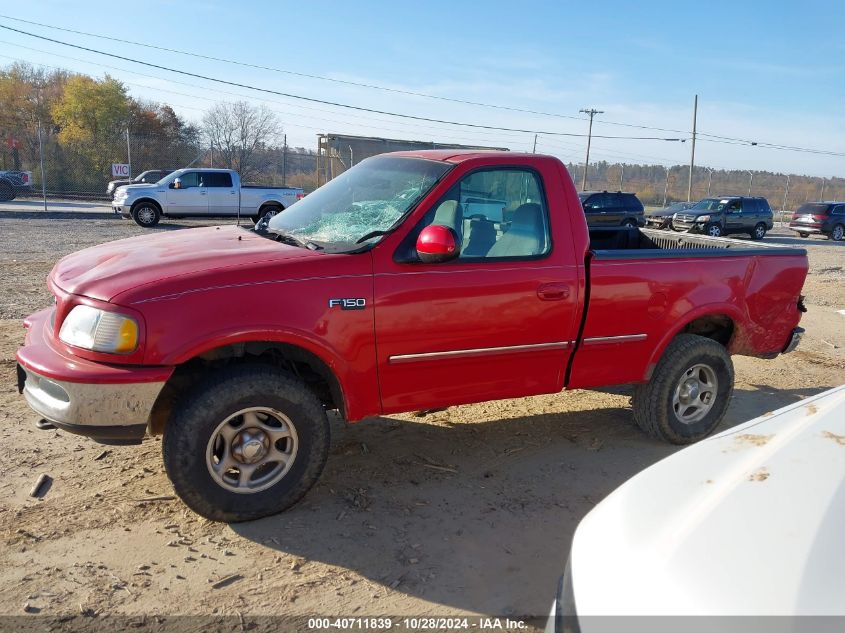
<box><xmin>672</xmin><ymin>363</ymin><xmax>719</xmax><ymax>424</ymax></box>
<box><xmin>708</xmin><ymin>225</ymin><xmax>721</xmax><ymax>237</ymax></box>
<box><xmin>755</xmin><ymin>225</ymin><xmax>765</xmax><ymax>238</ymax></box>
<box><xmin>205</xmin><ymin>406</ymin><xmax>299</xmax><ymax>494</ymax></box>
<box><xmin>137</xmin><ymin>206</ymin><xmax>156</xmax><ymax>225</ymax></box>
<box><xmin>834</xmin><ymin>226</ymin><xmax>844</xmax><ymax>241</ymax></box>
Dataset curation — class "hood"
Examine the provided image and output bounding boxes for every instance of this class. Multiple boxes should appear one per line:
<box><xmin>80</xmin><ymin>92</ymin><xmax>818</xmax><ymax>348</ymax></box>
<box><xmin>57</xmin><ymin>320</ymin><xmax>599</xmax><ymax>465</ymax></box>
<box><xmin>647</xmin><ymin>207</ymin><xmax>681</xmax><ymax>217</ymax></box>
<box><xmin>122</xmin><ymin>183</ymin><xmax>159</xmax><ymax>192</ymax></box>
<box><xmin>51</xmin><ymin>225</ymin><xmax>324</xmax><ymax>302</ymax></box>
<box><xmin>571</xmin><ymin>385</ymin><xmax>845</xmax><ymax>616</ymax></box>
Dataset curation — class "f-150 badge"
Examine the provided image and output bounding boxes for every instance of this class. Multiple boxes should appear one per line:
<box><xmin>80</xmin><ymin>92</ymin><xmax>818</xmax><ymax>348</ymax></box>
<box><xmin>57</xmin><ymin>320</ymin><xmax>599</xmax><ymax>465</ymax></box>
<box><xmin>328</xmin><ymin>298</ymin><xmax>366</xmax><ymax>310</ymax></box>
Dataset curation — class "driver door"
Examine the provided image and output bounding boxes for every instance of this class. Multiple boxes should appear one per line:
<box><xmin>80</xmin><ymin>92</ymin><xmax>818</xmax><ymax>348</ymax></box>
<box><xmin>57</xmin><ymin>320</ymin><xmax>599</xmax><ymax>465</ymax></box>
<box><xmin>725</xmin><ymin>199</ymin><xmax>744</xmax><ymax>232</ymax></box>
<box><xmin>165</xmin><ymin>171</ymin><xmax>208</xmax><ymax>215</ymax></box>
<box><xmin>372</xmin><ymin>164</ymin><xmax>580</xmax><ymax>413</ymax></box>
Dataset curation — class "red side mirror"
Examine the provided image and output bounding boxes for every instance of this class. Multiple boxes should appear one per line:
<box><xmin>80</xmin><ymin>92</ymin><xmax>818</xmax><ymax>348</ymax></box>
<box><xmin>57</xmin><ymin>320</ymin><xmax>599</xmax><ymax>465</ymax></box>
<box><xmin>416</xmin><ymin>225</ymin><xmax>459</xmax><ymax>263</ymax></box>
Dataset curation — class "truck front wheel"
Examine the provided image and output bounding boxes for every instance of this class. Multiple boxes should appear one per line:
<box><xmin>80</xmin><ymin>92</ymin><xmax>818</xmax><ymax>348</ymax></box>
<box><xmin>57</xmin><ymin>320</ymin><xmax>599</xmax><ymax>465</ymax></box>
<box><xmin>163</xmin><ymin>365</ymin><xmax>330</xmax><ymax>522</ymax></box>
<box><xmin>132</xmin><ymin>202</ymin><xmax>161</xmax><ymax>228</ymax></box>
<box><xmin>632</xmin><ymin>334</ymin><xmax>734</xmax><ymax>444</ymax></box>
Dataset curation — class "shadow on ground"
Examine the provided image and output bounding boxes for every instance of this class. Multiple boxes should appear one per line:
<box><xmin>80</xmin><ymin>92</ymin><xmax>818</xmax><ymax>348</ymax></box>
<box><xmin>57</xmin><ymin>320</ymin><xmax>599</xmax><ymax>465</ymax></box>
<box><xmin>231</xmin><ymin>383</ymin><xmax>829</xmax><ymax>616</ymax></box>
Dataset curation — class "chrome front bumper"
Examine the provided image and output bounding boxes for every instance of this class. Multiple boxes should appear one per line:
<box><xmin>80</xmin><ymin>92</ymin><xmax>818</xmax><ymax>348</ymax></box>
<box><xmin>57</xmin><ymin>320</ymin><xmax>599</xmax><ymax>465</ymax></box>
<box><xmin>19</xmin><ymin>365</ymin><xmax>165</xmax><ymax>444</ymax></box>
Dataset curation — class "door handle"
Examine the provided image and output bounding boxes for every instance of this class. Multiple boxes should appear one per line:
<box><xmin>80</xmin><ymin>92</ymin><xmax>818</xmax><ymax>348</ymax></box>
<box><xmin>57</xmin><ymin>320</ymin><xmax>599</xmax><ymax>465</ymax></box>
<box><xmin>537</xmin><ymin>283</ymin><xmax>570</xmax><ymax>301</ymax></box>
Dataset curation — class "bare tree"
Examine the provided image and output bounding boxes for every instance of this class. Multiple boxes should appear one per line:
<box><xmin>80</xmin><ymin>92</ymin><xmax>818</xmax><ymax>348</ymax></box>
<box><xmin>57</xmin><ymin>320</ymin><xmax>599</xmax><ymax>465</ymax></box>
<box><xmin>202</xmin><ymin>101</ymin><xmax>281</xmax><ymax>180</ymax></box>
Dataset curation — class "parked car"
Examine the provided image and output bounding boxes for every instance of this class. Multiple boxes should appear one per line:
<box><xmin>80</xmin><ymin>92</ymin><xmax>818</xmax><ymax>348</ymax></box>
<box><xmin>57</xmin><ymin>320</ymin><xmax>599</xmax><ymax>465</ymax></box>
<box><xmin>789</xmin><ymin>202</ymin><xmax>845</xmax><ymax>241</ymax></box>
<box><xmin>644</xmin><ymin>200</ymin><xmax>695</xmax><ymax>230</ymax></box>
<box><xmin>0</xmin><ymin>170</ymin><xmax>33</xmax><ymax>201</ymax></box>
<box><xmin>672</xmin><ymin>196</ymin><xmax>774</xmax><ymax>239</ymax></box>
<box><xmin>106</xmin><ymin>169</ymin><xmax>174</xmax><ymax>196</ymax></box>
<box><xmin>578</xmin><ymin>191</ymin><xmax>645</xmax><ymax>227</ymax></box>
<box><xmin>17</xmin><ymin>151</ymin><xmax>808</xmax><ymax>522</ymax></box>
<box><xmin>547</xmin><ymin>384</ymin><xmax>845</xmax><ymax>630</ymax></box>
<box><xmin>111</xmin><ymin>168</ymin><xmax>305</xmax><ymax>227</ymax></box>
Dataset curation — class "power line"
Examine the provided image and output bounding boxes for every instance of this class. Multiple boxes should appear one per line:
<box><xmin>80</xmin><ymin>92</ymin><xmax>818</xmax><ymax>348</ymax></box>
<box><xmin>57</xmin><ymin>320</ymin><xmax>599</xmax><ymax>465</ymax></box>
<box><xmin>0</xmin><ymin>24</ymin><xmax>687</xmax><ymax>143</ymax></box>
<box><xmin>0</xmin><ymin>13</ymin><xmax>688</xmax><ymax>135</ymax></box>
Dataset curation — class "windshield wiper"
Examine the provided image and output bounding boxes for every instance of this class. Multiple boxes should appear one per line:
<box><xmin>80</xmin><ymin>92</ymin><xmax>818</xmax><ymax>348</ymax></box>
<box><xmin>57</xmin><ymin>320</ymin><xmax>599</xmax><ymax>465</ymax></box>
<box><xmin>275</xmin><ymin>232</ymin><xmax>322</xmax><ymax>250</ymax></box>
<box><xmin>355</xmin><ymin>230</ymin><xmax>389</xmax><ymax>244</ymax></box>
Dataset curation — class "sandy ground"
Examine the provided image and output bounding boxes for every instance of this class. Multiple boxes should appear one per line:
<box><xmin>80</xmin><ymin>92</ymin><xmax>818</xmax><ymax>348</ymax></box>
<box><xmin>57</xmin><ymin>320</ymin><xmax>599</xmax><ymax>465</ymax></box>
<box><xmin>0</xmin><ymin>201</ymin><xmax>843</xmax><ymax>628</ymax></box>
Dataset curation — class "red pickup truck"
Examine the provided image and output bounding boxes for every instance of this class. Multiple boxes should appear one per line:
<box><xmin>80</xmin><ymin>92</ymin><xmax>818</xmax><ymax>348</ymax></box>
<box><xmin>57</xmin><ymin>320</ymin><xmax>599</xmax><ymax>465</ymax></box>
<box><xmin>16</xmin><ymin>151</ymin><xmax>808</xmax><ymax>521</ymax></box>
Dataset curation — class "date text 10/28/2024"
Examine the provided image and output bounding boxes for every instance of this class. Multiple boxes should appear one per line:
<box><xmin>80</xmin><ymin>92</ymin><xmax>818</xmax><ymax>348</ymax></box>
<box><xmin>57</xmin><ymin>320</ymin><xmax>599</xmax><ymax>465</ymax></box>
<box><xmin>307</xmin><ymin>617</ymin><xmax>530</xmax><ymax>630</ymax></box>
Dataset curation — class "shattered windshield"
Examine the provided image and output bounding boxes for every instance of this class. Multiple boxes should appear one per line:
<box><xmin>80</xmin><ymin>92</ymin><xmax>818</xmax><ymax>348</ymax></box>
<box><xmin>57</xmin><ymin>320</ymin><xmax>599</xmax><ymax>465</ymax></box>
<box><xmin>691</xmin><ymin>198</ymin><xmax>729</xmax><ymax>212</ymax></box>
<box><xmin>267</xmin><ymin>156</ymin><xmax>451</xmax><ymax>247</ymax></box>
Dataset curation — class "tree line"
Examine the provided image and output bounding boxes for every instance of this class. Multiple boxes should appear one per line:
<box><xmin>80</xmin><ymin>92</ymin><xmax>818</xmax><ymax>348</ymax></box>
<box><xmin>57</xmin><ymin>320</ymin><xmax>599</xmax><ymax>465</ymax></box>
<box><xmin>0</xmin><ymin>62</ymin><xmax>840</xmax><ymax>206</ymax></box>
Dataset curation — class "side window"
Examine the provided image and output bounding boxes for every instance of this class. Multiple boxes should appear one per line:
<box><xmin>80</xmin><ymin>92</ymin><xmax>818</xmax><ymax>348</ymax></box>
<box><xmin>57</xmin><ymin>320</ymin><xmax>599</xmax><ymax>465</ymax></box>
<box><xmin>727</xmin><ymin>200</ymin><xmax>742</xmax><ymax>213</ymax></box>
<box><xmin>622</xmin><ymin>193</ymin><xmax>642</xmax><ymax>210</ymax></box>
<box><xmin>423</xmin><ymin>168</ymin><xmax>550</xmax><ymax>259</ymax></box>
<box><xmin>582</xmin><ymin>194</ymin><xmax>600</xmax><ymax>211</ymax></box>
<box><xmin>178</xmin><ymin>172</ymin><xmax>201</xmax><ymax>188</ymax></box>
<box><xmin>834</xmin><ymin>205</ymin><xmax>845</xmax><ymax>216</ymax></box>
<box><xmin>589</xmin><ymin>193</ymin><xmax>612</xmax><ymax>209</ymax></box>
<box><xmin>206</xmin><ymin>173</ymin><xmax>234</xmax><ymax>188</ymax></box>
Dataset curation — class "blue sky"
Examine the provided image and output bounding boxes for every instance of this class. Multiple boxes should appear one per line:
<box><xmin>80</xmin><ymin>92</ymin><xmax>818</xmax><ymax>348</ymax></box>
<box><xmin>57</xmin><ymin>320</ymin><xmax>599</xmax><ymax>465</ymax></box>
<box><xmin>2</xmin><ymin>0</ymin><xmax>844</xmax><ymax>176</ymax></box>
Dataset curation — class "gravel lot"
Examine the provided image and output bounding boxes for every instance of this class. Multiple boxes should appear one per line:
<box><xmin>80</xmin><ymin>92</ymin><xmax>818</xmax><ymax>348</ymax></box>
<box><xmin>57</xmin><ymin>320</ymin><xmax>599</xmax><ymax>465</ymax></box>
<box><xmin>0</xmin><ymin>199</ymin><xmax>843</xmax><ymax>626</ymax></box>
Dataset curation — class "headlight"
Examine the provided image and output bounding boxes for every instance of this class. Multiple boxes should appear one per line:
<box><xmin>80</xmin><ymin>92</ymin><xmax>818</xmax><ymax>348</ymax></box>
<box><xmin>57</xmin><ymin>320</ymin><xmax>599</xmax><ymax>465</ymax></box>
<box><xmin>696</xmin><ymin>215</ymin><xmax>711</xmax><ymax>222</ymax></box>
<box><xmin>59</xmin><ymin>305</ymin><xmax>139</xmax><ymax>354</ymax></box>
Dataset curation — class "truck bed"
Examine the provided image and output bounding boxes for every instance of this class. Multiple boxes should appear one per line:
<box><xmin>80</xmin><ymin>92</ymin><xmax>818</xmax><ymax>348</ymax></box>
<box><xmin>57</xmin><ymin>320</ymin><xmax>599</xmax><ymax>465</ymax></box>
<box><xmin>589</xmin><ymin>227</ymin><xmax>806</xmax><ymax>258</ymax></box>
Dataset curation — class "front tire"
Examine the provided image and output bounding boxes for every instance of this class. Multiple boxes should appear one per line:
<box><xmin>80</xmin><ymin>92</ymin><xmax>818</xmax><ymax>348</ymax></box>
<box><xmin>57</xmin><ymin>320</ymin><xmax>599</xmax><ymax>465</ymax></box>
<box><xmin>0</xmin><ymin>181</ymin><xmax>14</xmax><ymax>202</ymax></box>
<box><xmin>622</xmin><ymin>219</ymin><xmax>638</xmax><ymax>228</ymax></box>
<box><xmin>751</xmin><ymin>223</ymin><xmax>767</xmax><ymax>240</ymax></box>
<box><xmin>163</xmin><ymin>365</ymin><xmax>330</xmax><ymax>522</ymax></box>
<box><xmin>632</xmin><ymin>334</ymin><xmax>734</xmax><ymax>444</ymax></box>
<box><xmin>132</xmin><ymin>202</ymin><xmax>161</xmax><ymax>228</ymax></box>
<box><xmin>705</xmin><ymin>223</ymin><xmax>723</xmax><ymax>238</ymax></box>
<box><xmin>831</xmin><ymin>224</ymin><xmax>844</xmax><ymax>242</ymax></box>
<box><xmin>798</xmin><ymin>232</ymin><xmax>809</xmax><ymax>238</ymax></box>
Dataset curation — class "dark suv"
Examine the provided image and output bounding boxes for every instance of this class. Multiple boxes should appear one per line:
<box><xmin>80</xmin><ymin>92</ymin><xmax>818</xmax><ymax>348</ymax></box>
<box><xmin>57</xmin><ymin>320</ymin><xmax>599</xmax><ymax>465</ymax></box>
<box><xmin>578</xmin><ymin>191</ymin><xmax>645</xmax><ymax>227</ymax></box>
<box><xmin>672</xmin><ymin>196</ymin><xmax>774</xmax><ymax>239</ymax></box>
<box><xmin>789</xmin><ymin>202</ymin><xmax>845</xmax><ymax>241</ymax></box>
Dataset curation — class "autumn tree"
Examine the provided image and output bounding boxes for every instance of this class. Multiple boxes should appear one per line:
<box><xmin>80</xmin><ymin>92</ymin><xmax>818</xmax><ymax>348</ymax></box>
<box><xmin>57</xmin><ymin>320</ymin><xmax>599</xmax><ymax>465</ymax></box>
<box><xmin>202</xmin><ymin>101</ymin><xmax>281</xmax><ymax>180</ymax></box>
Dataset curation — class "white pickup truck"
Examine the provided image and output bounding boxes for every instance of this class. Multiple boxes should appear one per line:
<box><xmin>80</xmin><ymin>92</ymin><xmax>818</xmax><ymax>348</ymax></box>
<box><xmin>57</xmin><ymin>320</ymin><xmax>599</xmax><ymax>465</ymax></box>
<box><xmin>112</xmin><ymin>168</ymin><xmax>304</xmax><ymax>227</ymax></box>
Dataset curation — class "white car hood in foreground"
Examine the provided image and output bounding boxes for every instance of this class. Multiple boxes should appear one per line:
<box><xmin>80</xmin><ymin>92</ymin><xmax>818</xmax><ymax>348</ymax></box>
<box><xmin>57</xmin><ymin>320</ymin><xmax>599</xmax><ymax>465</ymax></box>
<box><xmin>572</xmin><ymin>385</ymin><xmax>845</xmax><ymax>616</ymax></box>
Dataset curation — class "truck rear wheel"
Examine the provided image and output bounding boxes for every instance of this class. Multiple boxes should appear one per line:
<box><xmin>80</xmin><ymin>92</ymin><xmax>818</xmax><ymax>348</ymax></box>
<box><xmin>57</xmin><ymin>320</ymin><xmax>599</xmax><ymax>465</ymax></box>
<box><xmin>252</xmin><ymin>203</ymin><xmax>282</xmax><ymax>225</ymax></box>
<box><xmin>163</xmin><ymin>364</ymin><xmax>330</xmax><ymax>522</ymax></box>
<box><xmin>632</xmin><ymin>334</ymin><xmax>734</xmax><ymax>444</ymax></box>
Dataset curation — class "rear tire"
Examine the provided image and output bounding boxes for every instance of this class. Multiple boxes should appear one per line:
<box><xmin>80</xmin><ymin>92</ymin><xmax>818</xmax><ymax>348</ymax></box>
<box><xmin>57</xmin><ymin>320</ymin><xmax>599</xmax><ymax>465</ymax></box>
<box><xmin>632</xmin><ymin>334</ymin><xmax>734</xmax><ymax>444</ymax></box>
<box><xmin>798</xmin><ymin>232</ymin><xmax>809</xmax><ymax>238</ymax></box>
<box><xmin>132</xmin><ymin>202</ymin><xmax>161</xmax><ymax>228</ymax></box>
<box><xmin>622</xmin><ymin>219</ymin><xmax>638</xmax><ymax>228</ymax></box>
<box><xmin>163</xmin><ymin>364</ymin><xmax>330</xmax><ymax>522</ymax></box>
<box><xmin>0</xmin><ymin>181</ymin><xmax>14</xmax><ymax>202</ymax></box>
<box><xmin>705</xmin><ymin>223</ymin><xmax>723</xmax><ymax>238</ymax></box>
<box><xmin>750</xmin><ymin>222</ymin><xmax>767</xmax><ymax>240</ymax></box>
<box><xmin>832</xmin><ymin>224</ymin><xmax>844</xmax><ymax>242</ymax></box>
<box><xmin>252</xmin><ymin>203</ymin><xmax>283</xmax><ymax>225</ymax></box>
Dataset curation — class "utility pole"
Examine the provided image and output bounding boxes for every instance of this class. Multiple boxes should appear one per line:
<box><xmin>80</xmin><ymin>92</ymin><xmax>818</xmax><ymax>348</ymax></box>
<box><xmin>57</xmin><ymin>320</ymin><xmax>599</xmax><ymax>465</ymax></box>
<box><xmin>663</xmin><ymin>167</ymin><xmax>671</xmax><ymax>207</ymax></box>
<box><xmin>687</xmin><ymin>94</ymin><xmax>697</xmax><ymax>202</ymax></box>
<box><xmin>820</xmin><ymin>178</ymin><xmax>826</xmax><ymax>200</ymax></box>
<box><xmin>619</xmin><ymin>164</ymin><xmax>625</xmax><ymax>190</ymax></box>
<box><xmin>282</xmin><ymin>134</ymin><xmax>287</xmax><ymax>186</ymax></box>
<box><xmin>37</xmin><ymin>119</ymin><xmax>47</xmax><ymax>212</ymax></box>
<box><xmin>746</xmin><ymin>170</ymin><xmax>754</xmax><ymax>196</ymax></box>
<box><xmin>579</xmin><ymin>108</ymin><xmax>603</xmax><ymax>190</ymax></box>
<box><xmin>125</xmin><ymin>127</ymin><xmax>132</xmax><ymax>179</ymax></box>
<box><xmin>706</xmin><ymin>168</ymin><xmax>714</xmax><ymax>197</ymax></box>
<box><xmin>532</xmin><ymin>134</ymin><xmax>538</xmax><ymax>153</ymax></box>
<box><xmin>782</xmin><ymin>174</ymin><xmax>790</xmax><ymax>212</ymax></box>
<box><xmin>349</xmin><ymin>144</ymin><xmax>354</xmax><ymax>168</ymax></box>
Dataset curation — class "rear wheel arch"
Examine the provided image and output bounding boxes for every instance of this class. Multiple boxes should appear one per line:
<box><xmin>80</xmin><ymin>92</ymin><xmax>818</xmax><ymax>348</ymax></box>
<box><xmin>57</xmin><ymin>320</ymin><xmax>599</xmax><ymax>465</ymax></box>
<box><xmin>148</xmin><ymin>339</ymin><xmax>346</xmax><ymax>436</ymax></box>
<box><xmin>644</xmin><ymin>311</ymin><xmax>738</xmax><ymax>381</ymax></box>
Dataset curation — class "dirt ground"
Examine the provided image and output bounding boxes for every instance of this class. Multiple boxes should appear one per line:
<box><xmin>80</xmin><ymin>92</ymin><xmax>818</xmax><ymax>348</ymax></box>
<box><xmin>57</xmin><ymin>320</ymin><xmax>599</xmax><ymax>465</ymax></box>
<box><xmin>0</xmin><ymin>201</ymin><xmax>843</xmax><ymax>627</ymax></box>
